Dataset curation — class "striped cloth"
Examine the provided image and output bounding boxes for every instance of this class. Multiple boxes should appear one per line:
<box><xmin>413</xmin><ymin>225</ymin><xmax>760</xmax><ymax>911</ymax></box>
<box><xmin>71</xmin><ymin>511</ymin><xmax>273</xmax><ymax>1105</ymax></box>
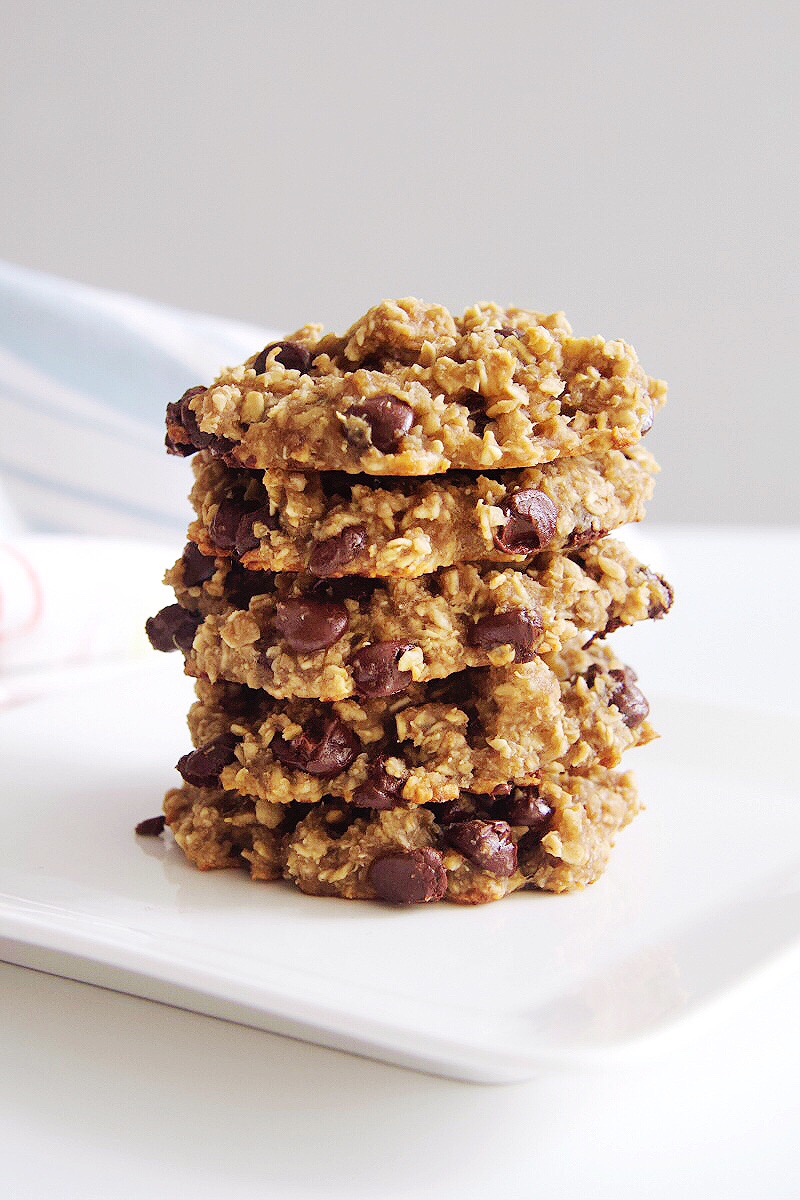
<box><xmin>0</xmin><ymin>260</ymin><xmax>277</xmax><ymax>538</ymax></box>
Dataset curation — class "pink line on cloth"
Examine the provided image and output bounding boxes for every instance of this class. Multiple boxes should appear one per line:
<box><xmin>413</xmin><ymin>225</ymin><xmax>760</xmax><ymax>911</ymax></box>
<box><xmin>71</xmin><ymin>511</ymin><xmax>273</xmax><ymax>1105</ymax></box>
<box><xmin>0</xmin><ymin>542</ymin><xmax>44</xmax><ymax>641</ymax></box>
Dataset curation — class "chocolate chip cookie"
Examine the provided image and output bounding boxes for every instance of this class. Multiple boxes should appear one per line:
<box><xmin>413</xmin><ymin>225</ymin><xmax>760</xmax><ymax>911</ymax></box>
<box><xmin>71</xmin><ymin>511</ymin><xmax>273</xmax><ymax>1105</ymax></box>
<box><xmin>165</xmin><ymin>299</ymin><xmax>664</xmax><ymax>475</ymax></box>
<box><xmin>145</xmin><ymin>291</ymin><xmax>672</xmax><ymax>910</ymax></box>
<box><xmin>163</xmin><ymin>762</ymin><xmax>639</xmax><ymax>903</ymax></box>
<box><xmin>186</xmin><ymin>443</ymin><xmax>657</xmax><ymax>578</ymax></box>
<box><xmin>175</xmin><ymin>642</ymin><xmax>653</xmax><ymax>811</ymax></box>
<box><xmin>151</xmin><ymin>537</ymin><xmax>672</xmax><ymax>701</ymax></box>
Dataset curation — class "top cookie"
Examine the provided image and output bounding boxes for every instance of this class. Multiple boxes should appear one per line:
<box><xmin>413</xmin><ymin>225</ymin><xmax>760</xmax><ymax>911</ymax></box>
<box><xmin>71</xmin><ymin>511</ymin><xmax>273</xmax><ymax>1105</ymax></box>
<box><xmin>166</xmin><ymin>299</ymin><xmax>666</xmax><ymax>475</ymax></box>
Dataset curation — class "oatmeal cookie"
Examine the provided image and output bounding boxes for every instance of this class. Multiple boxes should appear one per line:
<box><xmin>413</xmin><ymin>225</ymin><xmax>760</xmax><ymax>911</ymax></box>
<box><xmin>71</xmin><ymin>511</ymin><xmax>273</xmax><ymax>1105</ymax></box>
<box><xmin>163</xmin><ymin>781</ymin><xmax>286</xmax><ymax>880</ymax></box>
<box><xmin>550</xmin><ymin>640</ymin><xmax>656</xmax><ymax>772</ymax></box>
<box><xmin>186</xmin><ymin>443</ymin><xmax>657</xmax><ymax>578</ymax></box>
<box><xmin>152</xmin><ymin>537</ymin><xmax>672</xmax><ymax>702</ymax></box>
<box><xmin>175</xmin><ymin>643</ymin><xmax>652</xmax><ymax>809</ymax></box>
<box><xmin>165</xmin><ymin>299</ymin><xmax>665</xmax><ymax>475</ymax></box>
<box><xmin>162</xmin><ymin>764</ymin><xmax>639</xmax><ymax>903</ymax></box>
<box><xmin>284</xmin><ymin>765</ymin><xmax>640</xmax><ymax>902</ymax></box>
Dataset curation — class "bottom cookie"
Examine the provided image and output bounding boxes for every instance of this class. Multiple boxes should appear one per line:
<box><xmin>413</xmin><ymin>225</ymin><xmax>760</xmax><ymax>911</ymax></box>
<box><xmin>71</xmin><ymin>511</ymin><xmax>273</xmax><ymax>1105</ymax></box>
<box><xmin>161</xmin><ymin>764</ymin><xmax>639</xmax><ymax>904</ymax></box>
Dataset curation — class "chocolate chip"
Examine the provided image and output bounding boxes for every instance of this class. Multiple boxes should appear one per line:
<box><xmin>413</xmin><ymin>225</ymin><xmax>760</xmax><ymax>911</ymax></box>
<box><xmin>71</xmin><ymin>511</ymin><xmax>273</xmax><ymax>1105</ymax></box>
<box><xmin>608</xmin><ymin>667</ymin><xmax>649</xmax><ymax>728</ymax></box>
<box><xmin>462</xmin><ymin>390</ymin><xmax>491</xmax><ymax>437</ymax></box>
<box><xmin>467</xmin><ymin>609</ymin><xmax>542</xmax><ymax>662</ymax></box>
<box><xmin>165</xmin><ymin>386</ymin><xmax>208</xmax><ymax>456</ymax></box>
<box><xmin>347</xmin><ymin>395</ymin><xmax>414</xmax><ymax>453</ymax></box>
<box><xmin>317</xmin><ymin>575</ymin><xmax>379</xmax><ymax>607</ymax></box>
<box><xmin>499</xmin><ymin>789</ymin><xmax>553</xmax><ymax>834</ymax></box>
<box><xmin>497</xmin><ymin>326</ymin><xmax>519</xmax><ymax>339</ymax></box>
<box><xmin>275</xmin><ymin>597</ymin><xmax>349</xmax><ymax>653</ymax></box>
<box><xmin>210</xmin><ymin>436</ymin><xmax>236</xmax><ymax>460</ymax></box>
<box><xmin>493</xmin><ymin>489</ymin><xmax>558</xmax><ymax>555</ymax></box>
<box><xmin>181</xmin><ymin>542</ymin><xmax>216</xmax><ymax>587</ymax></box>
<box><xmin>565</xmin><ymin>525</ymin><xmax>607</xmax><ymax>551</ymax></box>
<box><xmin>584</xmin><ymin>615</ymin><xmax>624</xmax><ymax>647</ymax></box>
<box><xmin>252</xmin><ymin>341</ymin><xmax>312</xmax><ymax>375</ymax></box>
<box><xmin>583</xmin><ymin>663</ymin><xmax>602</xmax><ymax>689</ymax></box>
<box><xmin>176</xmin><ymin>734</ymin><xmax>238</xmax><ymax>788</ymax></box>
<box><xmin>518</xmin><ymin>827</ymin><xmax>549</xmax><ymax>862</ymax></box>
<box><xmin>235</xmin><ymin>505</ymin><xmax>276</xmax><ymax>557</ymax></box>
<box><xmin>443</xmin><ymin>819</ymin><xmax>517</xmax><ymax>877</ymax></box>
<box><xmin>165</xmin><ymin>387</ymin><xmax>235</xmax><ymax>460</ymax></box>
<box><xmin>210</xmin><ymin>497</ymin><xmax>255</xmax><ymax>553</ymax></box>
<box><xmin>225</xmin><ymin>563</ymin><xmax>271</xmax><ymax>609</ymax></box>
<box><xmin>367</xmin><ymin>848</ymin><xmax>447</xmax><ymax>904</ymax></box>
<box><xmin>272</xmin><ymin>713</ymin><xmax>360</xmax><ymax>776</ymax></box>
<box><xmin>145</xmin><ymin>605</ymin><xmax>201</xmax><ymax>653</ymax></box>
<box><xmin>218</xmin><ymin>792</ymin><xmax>245</xmax><ymax>818</ymax></box>
<box><xmin>647</xmin><ymin>573</ymin><xmax>674</xmax><ymax>620</ymax></box>
<box><xmin>350</xmin><ymin>641</ymin><xmax>414</xmax><ymax>698</ymax></box>
<box><xmin>429</xmin><ymin>669</ymin><xmax>474</xmax><ymax>709</ymax></box>
<box><xmin>352</xmin><ymin>754</ymin><xmax>409</xmax><ymax>810</ymax></box>
<box><xmin>308</xmin><ymin>526</ymin><xmax>367</xmax><ymax>577</ymax></box>
<box><xmin>436</xmin><ymin>793</ymin><xmax>483</xmax><ymax>824</ymax></box>
<box><xmin>135</xmin><ymin>815</ymin><xmax>165</xmax><ymax>837</ymax></box>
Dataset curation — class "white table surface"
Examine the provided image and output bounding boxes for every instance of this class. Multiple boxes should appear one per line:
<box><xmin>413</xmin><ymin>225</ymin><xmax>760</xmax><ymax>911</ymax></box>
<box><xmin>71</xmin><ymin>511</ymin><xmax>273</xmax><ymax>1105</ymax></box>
<box><xmin>2</xmin><ymin>526</ymin><xmax>799</xmax><ymax>1200</ymax></box>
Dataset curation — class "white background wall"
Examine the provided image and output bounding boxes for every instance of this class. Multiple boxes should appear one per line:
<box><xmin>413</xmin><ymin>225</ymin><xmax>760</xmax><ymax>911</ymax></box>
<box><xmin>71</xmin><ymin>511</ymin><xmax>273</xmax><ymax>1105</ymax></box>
<box><xmin>1</xmin><ymin>0</ymin><xmax>797</xmax><ymax>523</ymax></box>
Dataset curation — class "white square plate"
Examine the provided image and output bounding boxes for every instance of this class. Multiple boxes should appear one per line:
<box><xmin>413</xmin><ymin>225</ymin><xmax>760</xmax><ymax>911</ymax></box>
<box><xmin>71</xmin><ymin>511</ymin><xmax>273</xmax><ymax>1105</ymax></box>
<box><xmin>2</xmin><ymin>659</ymin><xmax>798</xmax><ymax>1083</ymax></box>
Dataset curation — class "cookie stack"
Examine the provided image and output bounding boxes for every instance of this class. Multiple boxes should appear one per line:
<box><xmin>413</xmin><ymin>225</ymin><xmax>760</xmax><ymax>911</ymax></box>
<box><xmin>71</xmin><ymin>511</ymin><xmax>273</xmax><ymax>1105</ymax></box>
<box><xmin>144</xmin><ymin>299</ymin><xmax>672</xmax><ymax>905</ymax></box>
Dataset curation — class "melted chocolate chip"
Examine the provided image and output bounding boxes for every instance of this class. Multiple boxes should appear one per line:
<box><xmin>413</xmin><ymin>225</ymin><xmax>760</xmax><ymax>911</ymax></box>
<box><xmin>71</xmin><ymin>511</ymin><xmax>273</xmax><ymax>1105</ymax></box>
<box><xmin>235</xmin><ymin>505</ymin><xmax>277</xmax><ymax>556</ymax></box>
<box><xmin>499</xmin><ymin>789</ymin><xmax>553</xmax><ymax>834</ymax></box>
<box><xmin>252</xmin><ymin>340</ymin><xmax>312</xmax><ymax>375</ymax></box>
<box><xmin>145</xmin><ymin>605</ymin><xmax>201</xmax><ymax>653</ymax></box>
<box><xmin>467</xmin><ymin>609</ymin><xmax>542</xmax><ymax>662</ymax></box>
<box><xmin>272</xmin><ymin>714</ymin><xmax>360</xmax><ymax>776</ymax></box>
<box><xmin>211</xmin><ymin>496</ymin><xmax>256</xmax><ymax>553</ymax></box>
<box><xmin>443</xmin><ymin>819</ymin><xmax>517</xmax><ymax>877</ymax></box>
<box><xmin>135</xmin><ymin>815</ymin><xmax>165</xmax><ymax>837</ymax></box>
<box><xmin>462</xmin><ymin>390</ymin><xmax>491</xmax><ymax>437</ymax></box>
<box><xmin>518</xmin><ymin>827</ymin><xmax>549</xmax><ymax>862</ymax></box>
<box><xmin>317</xmin><ymin>575</ymin><xmax>379</xmax><ymax>607</ymax></box>
<box><xmin>352</xmin><ymin>754</ymin><xmax>409</xmax><ymax>810</ymax></box>
<box><xmin>308</xmin><ymin>526</ymin><xmax>367</xmax><ymax>577</ymax></box>
<box><xmin>350</xmin><ymin>641</ymin><xmax>414</xmax><ymax>698</ymax></box>
<box><xmin>493</xmin><ymin>489</ymin><xmax>558</xmax><ymax>555</ymax></box>
<box><xmin>181</xmin><ymin>542</ymin><xmax>216</xmax><ymax>587</ymax></box>
<box><xmin>436</xmin><ymin>793</ymin><xmax>486</xmax><ymax>825</ymax></box>
<box><xmin>608</xmin><ymin>667</ymin><xmax>650</xmax><ymax>728</ymax></box>
<box><xmin>429</xmin><ymin>669</ymin><xmax>474</xmax><ymax>709</ymax></box>
<box><xmin>347</xmin><ymin>395</ymin><xmax>414</xmax><ymax>453</ymax></box>
<box><xmin>275</xmin><ymin>597</ymin><xmax>349</xmax><ymax>653</ymax></box>
<box><xmin>367</xmin><ymin>847</ymin><xmax>447</xmax><ymax>904</ymax></box>
<box><xmin>565</xmin><ymin>526</ymin><xmax>607</xmax><ymax>551</ymax></box>
<box><xmin>225</xmin><ymin>563</ymin><xmax>271</xmax><ymax>609</ymax></box>
<box><xmin>176</xmin><ymin>734</ymin><xmax>238</xmax><ymax>788</ymax></box>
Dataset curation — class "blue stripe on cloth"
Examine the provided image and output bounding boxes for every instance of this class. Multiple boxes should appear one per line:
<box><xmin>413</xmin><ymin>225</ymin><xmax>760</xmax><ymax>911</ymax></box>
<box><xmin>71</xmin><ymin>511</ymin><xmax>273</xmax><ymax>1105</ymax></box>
<box><xmin>0</xmin><ymin>379</ymin><xmax>155</xmax><ymax>444</ymax></box>
<box><xmin>0</xmin><ymin>458</ymin><xmax>184</xmax><ymax>526</ymax></box>
<box><xmin>0</xmin><ymin>261</ymin><xmax>273</xmax><ymax>427</ymax></box>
